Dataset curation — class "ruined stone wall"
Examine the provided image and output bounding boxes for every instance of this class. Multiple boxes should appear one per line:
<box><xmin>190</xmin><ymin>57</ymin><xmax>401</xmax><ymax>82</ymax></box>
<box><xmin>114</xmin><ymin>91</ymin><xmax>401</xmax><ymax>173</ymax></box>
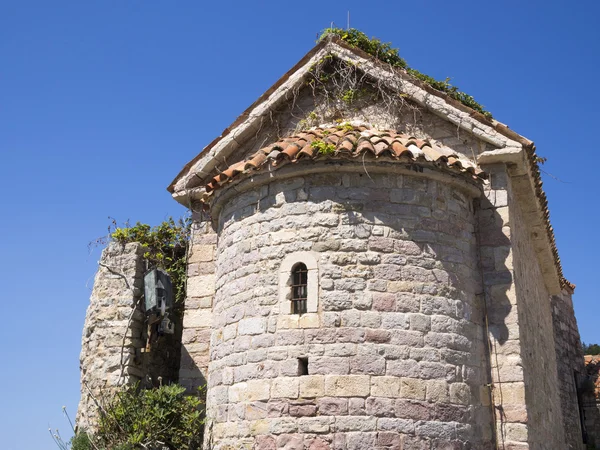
<box><xmin>510</xmin><ymin>177</ymin><xmax>567</xmax><ymax>449</ymax></box>
<box><xmin>552</xmin><ymin>290</ymin><xmax>586</xmax><ymax>449</ymax></box>
<box><xmin>77</xmin><ymin>241</ymin><xmax>185</xmax><ymax>431</ymax></box>
<box><xmin>77</xmin><ymin>242</ymin><xmax>146</xmax><ymax>431</ymax></box>
<box><xmin>204</xmin><ymin>167</ymin><xmax>493</xmax><ymax>449</ymax></box>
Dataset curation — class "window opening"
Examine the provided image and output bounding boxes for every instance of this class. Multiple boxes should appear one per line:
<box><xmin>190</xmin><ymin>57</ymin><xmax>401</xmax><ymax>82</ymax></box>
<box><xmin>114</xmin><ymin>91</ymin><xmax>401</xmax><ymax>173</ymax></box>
<box><xmin>291</xmin><ymin>263</ymin><xmax>308</xmax><ymax>314</ymax></box>
<box><xmin>298</xmin><ymin>357</ymin><xmax>309</xmax><ymax>376</ymax></box>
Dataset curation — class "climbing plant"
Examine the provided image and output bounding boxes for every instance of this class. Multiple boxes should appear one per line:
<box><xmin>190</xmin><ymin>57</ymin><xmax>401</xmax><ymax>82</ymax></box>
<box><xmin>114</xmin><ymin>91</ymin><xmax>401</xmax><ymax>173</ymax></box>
<box><xmin>317</xmin><ymin>27</ymin><xmax>493</xmax><ymax>119</ymax></box>
<box><xmin>109</xmin><ymin>217</ymin><xmax>191</xmax><ymax>303</ymax></box>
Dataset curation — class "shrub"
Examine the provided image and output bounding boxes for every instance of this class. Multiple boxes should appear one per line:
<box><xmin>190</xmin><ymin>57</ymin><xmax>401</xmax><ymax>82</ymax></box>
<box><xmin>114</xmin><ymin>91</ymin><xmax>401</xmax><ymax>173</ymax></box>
<box><xmin>95</xmin><ymin>383</ymin><xmax>204</xmax><ymax>449</ymax></box>
<box><xmin>57</xmin><ymin>383</ymin><xmax>204</xmax><ymax>450</ymax></box>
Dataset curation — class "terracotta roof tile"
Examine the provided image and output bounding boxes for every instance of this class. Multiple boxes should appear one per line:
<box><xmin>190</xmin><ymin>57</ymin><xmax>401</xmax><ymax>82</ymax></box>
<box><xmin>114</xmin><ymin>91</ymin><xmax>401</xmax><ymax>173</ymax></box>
<box><xmin>525</xmin><ymin>145</ymin><xmax>575</xmax><ymax>291</ymax></box>
<box><xmin>168</xmin><ymin>37</ymin><xmax>572</xmax><ymax>292</ymax></box>
<box><xmin>203</xmin><ymin>126</ymin><xmax>485</xmax><ymax>197</ymax></box>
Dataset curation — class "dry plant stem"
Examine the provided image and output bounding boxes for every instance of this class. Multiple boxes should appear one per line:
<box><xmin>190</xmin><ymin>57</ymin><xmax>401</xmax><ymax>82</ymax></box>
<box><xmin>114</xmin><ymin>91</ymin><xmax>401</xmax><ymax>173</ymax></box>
<box><xmin>300</xmin><ymin>58</ymin><xmax>421</xmax><ymax>132</ymax></box>
<box><xmin>80</xmin><ymin>382</ymin><xmax>108</xmax><ymax>450</ymax></box>
<box><xmin>97</xmin><ymin>261</ymin><xmax>140</xmax><ymax>387</ymax></box>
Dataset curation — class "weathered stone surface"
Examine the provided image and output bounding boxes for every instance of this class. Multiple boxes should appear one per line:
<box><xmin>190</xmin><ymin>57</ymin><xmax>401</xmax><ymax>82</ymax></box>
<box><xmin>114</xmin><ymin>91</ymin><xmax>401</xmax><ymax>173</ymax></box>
<box><xmin>64</xmin><ymin>141</ymin><xmax>565</xmax><ymax>450</ymax></box>
<box><xmin>77</xmin><ymin>242</ymin><xmax>182</xmax><ymax>431</ymax></box>
<box><xmin>201</xmin><ymin>171</ymin><xmax>494</xmax><ymax>448</ymax></box>
<box><xmin>199</xmin><ymin>174</ymin><xmax>500</xmax><ymax>450</ymax></box>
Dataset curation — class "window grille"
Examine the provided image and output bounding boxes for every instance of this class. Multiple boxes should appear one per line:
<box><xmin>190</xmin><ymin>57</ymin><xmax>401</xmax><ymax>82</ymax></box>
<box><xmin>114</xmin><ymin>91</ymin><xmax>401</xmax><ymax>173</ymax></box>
<box><xmin>291</xmin><ymin>263</ymin><xmax>308</xmax><ymax>314</ymax></box>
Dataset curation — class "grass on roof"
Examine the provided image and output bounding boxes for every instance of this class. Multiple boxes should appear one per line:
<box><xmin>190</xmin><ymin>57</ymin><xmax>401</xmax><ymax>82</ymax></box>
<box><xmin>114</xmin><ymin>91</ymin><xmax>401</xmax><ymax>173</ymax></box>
<box><xmin>318</xmin><ymin>28</ymin><xmax>493</xmax><ymax>120</ymax></box>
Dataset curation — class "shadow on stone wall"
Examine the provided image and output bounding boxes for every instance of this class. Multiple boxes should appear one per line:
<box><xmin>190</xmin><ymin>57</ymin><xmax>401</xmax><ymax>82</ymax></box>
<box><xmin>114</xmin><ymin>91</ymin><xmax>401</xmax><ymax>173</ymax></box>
<box><xmin>474</xmin><ymin>194</ymin><xmax>514</xmax><ymax>448</ymax></box>
<box><xmin>180</xmin><ymin>344</ymin><xmax>207</xmax><ymax>393</ymax></box>
<box><xmin>584</xmin><ymin>357</ymin><xmax>600</xmax><ymax>448</ymax></box>
<box><xmin>307</xmin><ymin>175</ymin><xmax>510</xmax><ymax>447</ymax></box>
<box><xmin>180</xmin><ymin>345</ymin><xmax>207</xmax><ymax>443</ymax></box>
<box><xmin>141</xmin><ymin>304</ymin><xmax>185</xmax><ymax>389</ymax></box>
<box><xmin>210</xmin><ymin>170</ymin><xmax>514</xmax><ymax>448</ymax></box>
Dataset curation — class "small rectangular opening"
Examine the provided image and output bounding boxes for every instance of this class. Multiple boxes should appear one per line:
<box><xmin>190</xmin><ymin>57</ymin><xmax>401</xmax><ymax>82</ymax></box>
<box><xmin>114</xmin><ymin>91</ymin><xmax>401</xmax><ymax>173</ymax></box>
<box><xmin>298</xmin><ymin>357</ymin><xmax>309</xmax><ymax>376</ymax></box>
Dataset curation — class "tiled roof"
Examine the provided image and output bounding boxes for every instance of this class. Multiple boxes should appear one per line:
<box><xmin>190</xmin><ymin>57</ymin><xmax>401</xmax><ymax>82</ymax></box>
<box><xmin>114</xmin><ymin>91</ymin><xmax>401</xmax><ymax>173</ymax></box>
<box><xmin>169</xmin><ymin>37</ymin><xmax>572</xmax><ymax>291</ymax></box>
<box><xmin>203</xmin><ymin>125</ymin><xmax>485</xmax><ymax>195</ymax></box>
<box><xmin>526</xmin><ymin>145</ymin><xmax>575</xmax><ymax>291</ymax></box>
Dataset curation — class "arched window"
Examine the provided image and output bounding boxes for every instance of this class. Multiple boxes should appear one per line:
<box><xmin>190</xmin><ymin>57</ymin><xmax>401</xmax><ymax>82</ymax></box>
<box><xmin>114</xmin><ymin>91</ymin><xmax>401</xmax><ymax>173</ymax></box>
<box><xmin>291</xmin><ymin>263</ymin><xmax>308</xmax><ymax>314</ymax></box>
<box><xmin>279</xmin><ymin>252</ymin><xmax>319</xmax><ymax>315</ymax></box>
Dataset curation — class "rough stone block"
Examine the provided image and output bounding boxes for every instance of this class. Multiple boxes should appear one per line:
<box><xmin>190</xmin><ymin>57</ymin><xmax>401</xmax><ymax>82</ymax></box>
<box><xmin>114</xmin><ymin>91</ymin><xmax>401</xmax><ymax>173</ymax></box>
<box><xmin>409</xmin><ymin>314</ymin><xmax>431</xmax><ymax>332</ymax></box>
<box><xmin>187</xmin><ymin>274</ymin><xmax>216</xmax><ymax>297</ymax></box>
<box><xmin>246</xmin><ymin>379</ymin><xmax>271</xmax><ymax>401</ymax></box>
<box><xmin>182</xmin><ymin>309</ymin><xmax>212</xmax><ymax>328</ymax></box>
<box><xmin>325</xmin><ymin>375</ymin><xmax>371</xmax><ymax>397</ymax></box>
<box><xmin>188</xmin><ymin>244</ymin><xmax>214</xmax><ymax>263</ymax></box>
<box><xmin>349</xmin><ymin>354</ymin><xmax>385</xmax><ymax>375</ymax></box>
<box><xmin>348</xmin><ymin>397</ymin><xmax>366</xmax><ymax>415</ymax></box>
<box><xmin>387</xmin><ymin>359</ymin><xmax>420</xmax><ymax>378</ymax></box>
<box><xmin>365</xmin><ymin>397</ymin><xmax>395</xmax><ymax>417</ymax></box>
<box><xmin>289</xmin><ymin>402</ymin><xmax>317</xmax><ymax>417</ymax></box>
<box><xmin>449</xmin><ymin>383</ymin><xmax>471</xmax><ymax>405</ymax></box>
<box><xmin>271</xmin><ymin>377</ymin><xmax>300</xmax><ymax>399</ymax></box>
<box><xmin>269</xmin><ymin>417</ymin><xmax>298</xmax><ymax>435</ymax></box>
<box><xmin>426</xmin><ymin>380</ymin><xmax>449</xmax><ymax>403</ymax></box>
<box><xmin>317</xmin><ymin>397</ymin><xmax>348</xmax><ymax>415</ymax></box>
<box><xmin>400</xmin><ymin>377</ymin><xmax>426</xmax><ymax>400</ymax></box>
<box><xmin>377</xmin><ymin>417</ymin><xmax>416</xmax><ymax>434</ymax></box>
<box><xmin>395</xmin><ymin>399</ymin><xmax>430</xmax><ymax>421</ymax></box>
<box><xmin>299</xmin><ymin>314</ymin><xmax>320</xmax><ymax>329</ymax></box>
<box><xmin>371</xmin><ymin>376</ymin><xmax>401</xmax><ymax>397</ymax></box>
<box><xmin>298</xmin><ymin>416</ymin><xmax>332</xmax><ymax>433</ymax></box>
<box><xmin>238</xmin><ymin>317</ymin><xmax>267</xmax><ymax>336</ymax></box>
<box><xmin>312</xmin><ymin>357</ymin><xmax>350</xmax><ymax>375</ymax></box>
<box><xmin>345</xmin><ymin>431</ymin><xmax>377</xmax><ymax>450</ymax></box>
<box><xmin>365</xmin><ymin>329</ymin><xmax>391</xmax><ymax>343</ymax></box>
<box><xmin>334</xmin><ymin>416</ymin><xmax>377</xmax><ymax>432</ymax></box>
<box><xmin>229</xmin><ymin>382</ymin><xmax>248</xmax><ymax>402</ymax></box>
<box><xmin>300</xmin><ymin>375</ymin><xmax>325</xmax><ymax>398</ymax></box>
<box><xmin>368</xmin><ymin>237</ymin><xmax>395</xmax><ymax>253</ymax></box>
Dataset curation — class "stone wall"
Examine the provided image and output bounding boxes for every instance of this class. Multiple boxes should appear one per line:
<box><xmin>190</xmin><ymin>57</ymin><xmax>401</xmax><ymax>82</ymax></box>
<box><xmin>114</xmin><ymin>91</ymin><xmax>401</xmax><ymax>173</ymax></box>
<box><xmin>509</xmin><ymin>183</ymin><xmax>567</xmax><ymax>450</ymax></box>
<box><xmin>552</xmin><ymin>290</ymin><xmax>586</xmax><ymax>449</ymax></box>
<box><xmin>77</xmin><ymin>242</ymin><xmax>146</xmax><ymax>431</ymax></box>
<box><xmin>179</xmin><ymin>214</ymin><xmax>216</xmax><ymax>394</ymax></box>
<box><xmin>77</xmin><ymin>241</ymin><xmax>186</xmax><ymax>431</ymax></box>
<box><xmin>585</xmin><ymin>355</ymin><xmax>600</xmax><ymax>448</ymax></box>
<box><xmin>476</xmin><ymin>163</ymin><xmax>526</xmax><ymax>448</ymax></box>
<box><xmin>476</xmin><ymin>163</ymin><xmax>577</xmax><ymax>450</ymax></box>
<box><xmin>203</xmin><ymin>167</ymin><xmax>494</xmax><ymax>449</ymax></box>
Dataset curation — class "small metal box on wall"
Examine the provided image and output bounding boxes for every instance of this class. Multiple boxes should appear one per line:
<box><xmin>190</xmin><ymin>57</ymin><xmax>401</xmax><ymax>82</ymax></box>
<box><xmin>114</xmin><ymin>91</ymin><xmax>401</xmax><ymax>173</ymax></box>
<box><xmin>144</xmin><ymin>269</ymin><xmax>173</xmax><ymax>317</ymax></box>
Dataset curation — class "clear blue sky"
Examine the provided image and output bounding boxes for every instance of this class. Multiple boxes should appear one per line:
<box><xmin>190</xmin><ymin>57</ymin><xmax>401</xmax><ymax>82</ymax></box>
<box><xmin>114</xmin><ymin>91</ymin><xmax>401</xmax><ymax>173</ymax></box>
<box><xmin>1</xmin><ymin>1</ymin><xmax>598</xmax><ymax>448</ymax></box>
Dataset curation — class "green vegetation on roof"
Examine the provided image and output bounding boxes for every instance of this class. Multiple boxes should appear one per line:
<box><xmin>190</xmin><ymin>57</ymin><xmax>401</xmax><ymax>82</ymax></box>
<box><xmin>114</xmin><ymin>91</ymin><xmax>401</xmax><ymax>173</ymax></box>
<box><xmin>318</xmin><ymin>28</ymin><xmax>493</xmax><ymax>120</ymax></box>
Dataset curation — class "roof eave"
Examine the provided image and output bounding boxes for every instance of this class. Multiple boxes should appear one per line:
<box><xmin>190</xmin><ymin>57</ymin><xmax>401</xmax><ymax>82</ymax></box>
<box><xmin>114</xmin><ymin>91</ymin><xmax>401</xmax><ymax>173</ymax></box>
<box><xmin>167</xmin><ymin>38</ymin><xmax>331</xmax><ymax>194</ymax></box>
<box><xmin>168</xmin><ymin>36</ymin><xmax>534</xmax><ymax>195</ymax></box>
<box><xmin>168</xmin><ymin>35</ymin><xmax>573</xmax><ymax>291</ymax></box>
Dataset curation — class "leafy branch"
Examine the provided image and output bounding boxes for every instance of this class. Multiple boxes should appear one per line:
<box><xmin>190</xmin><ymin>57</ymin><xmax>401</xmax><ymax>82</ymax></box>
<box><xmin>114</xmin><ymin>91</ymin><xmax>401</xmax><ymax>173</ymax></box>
<box><xmin>109</xmin><ymin>217</ymin><xmax>191</xmax><ymax>303</ymax></box>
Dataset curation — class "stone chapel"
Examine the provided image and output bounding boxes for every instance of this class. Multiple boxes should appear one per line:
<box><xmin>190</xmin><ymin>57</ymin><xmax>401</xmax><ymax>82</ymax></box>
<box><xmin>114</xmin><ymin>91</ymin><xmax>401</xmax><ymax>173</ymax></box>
<box><xmin>78</xmin><ymin>32</ymin><xmax>591</xmax><ymax>449</ymax></box>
